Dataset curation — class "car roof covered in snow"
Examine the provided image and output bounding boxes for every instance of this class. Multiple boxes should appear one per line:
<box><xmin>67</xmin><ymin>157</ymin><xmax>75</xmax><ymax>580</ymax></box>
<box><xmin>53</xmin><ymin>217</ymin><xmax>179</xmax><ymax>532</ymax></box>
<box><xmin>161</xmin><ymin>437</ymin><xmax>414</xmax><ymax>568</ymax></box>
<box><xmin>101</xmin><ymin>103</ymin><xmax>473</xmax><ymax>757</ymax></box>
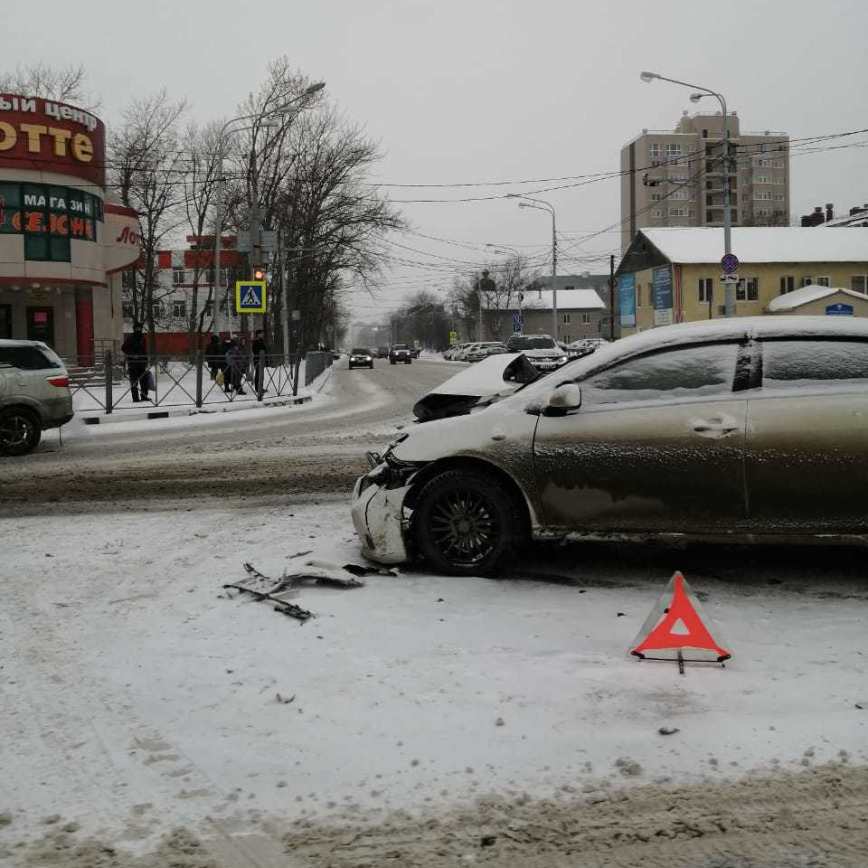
<box><xmin>640</xmin><ymin>227</ymin><xmax>868</xmax><ymax>264</ymax></box>
<box><xmin>574</xmin><ymin>316</ymin><xmax>868</xmax><ymax>373</ymax></box>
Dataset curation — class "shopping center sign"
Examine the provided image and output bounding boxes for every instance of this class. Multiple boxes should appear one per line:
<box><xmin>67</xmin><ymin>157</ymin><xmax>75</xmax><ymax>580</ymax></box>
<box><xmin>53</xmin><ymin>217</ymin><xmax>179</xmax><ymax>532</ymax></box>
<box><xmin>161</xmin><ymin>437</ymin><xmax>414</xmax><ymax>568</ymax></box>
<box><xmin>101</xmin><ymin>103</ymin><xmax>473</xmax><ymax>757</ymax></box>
<box><xmin>0</xmin><ymin>94</ymin><xmax>106</xmax><ymax>188</ymax></box>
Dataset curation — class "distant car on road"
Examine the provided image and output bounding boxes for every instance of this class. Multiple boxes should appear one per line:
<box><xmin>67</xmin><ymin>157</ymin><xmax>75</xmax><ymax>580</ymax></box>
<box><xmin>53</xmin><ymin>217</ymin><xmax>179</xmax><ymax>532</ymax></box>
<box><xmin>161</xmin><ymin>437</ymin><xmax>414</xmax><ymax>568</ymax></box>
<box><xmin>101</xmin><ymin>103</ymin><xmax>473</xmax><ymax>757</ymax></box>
<box><xmin>0</xmin><ymin>340</ymin><xmax>73</xmax><ymax>456</ymax></box>
<box><xmin>348</xmin><ymin>348</ymin><xmax>374</xmax><ymax>369</ymax></box>
<box><xmin>353</xmin><ymin>316</ymin><xmax>868</xmax><ymax>575</ymax></box>
<box><xmin>505</xmin><ymin>333</ymin><xmax>567</xmax><ymax>371</ymax></box>
<box><xmin>389</xmin><ymin>343</ymin><xmax>413</xmax><ymax>364</ymax></box>
<box><xmin>377</xmin><ymin>346</ymin><xmax>390</xmax><ymax>359</ymax></box>
<box><xmin>464</xmin><ymin>341</ymin><xmax>507</xmax><ymax>362</ymax></box>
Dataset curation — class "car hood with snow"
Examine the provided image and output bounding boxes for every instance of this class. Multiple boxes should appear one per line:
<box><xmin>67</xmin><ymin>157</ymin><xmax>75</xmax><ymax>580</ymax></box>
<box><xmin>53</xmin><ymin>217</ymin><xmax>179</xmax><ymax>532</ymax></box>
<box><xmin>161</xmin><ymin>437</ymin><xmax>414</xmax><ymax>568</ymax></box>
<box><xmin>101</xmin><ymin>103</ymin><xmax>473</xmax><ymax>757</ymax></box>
<box><xmin>412</xmin><ymin>352</ymin><xmax>539</xmax><ymax>422</ymax></box>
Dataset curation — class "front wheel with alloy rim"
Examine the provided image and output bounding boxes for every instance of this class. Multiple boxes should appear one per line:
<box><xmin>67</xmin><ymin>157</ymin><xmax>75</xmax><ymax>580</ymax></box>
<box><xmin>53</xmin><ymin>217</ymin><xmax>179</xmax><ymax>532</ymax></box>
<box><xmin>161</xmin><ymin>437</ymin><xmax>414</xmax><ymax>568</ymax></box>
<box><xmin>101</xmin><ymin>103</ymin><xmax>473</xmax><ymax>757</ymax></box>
<box><xmin>412</xmin><ymin>468</ymin><xmax>527</xmax><ymax>576</ymax></box>
<box><xmin>0</xmin><ymin>408</ymin><xmax>42</xmax><ymax>456</ymax></box>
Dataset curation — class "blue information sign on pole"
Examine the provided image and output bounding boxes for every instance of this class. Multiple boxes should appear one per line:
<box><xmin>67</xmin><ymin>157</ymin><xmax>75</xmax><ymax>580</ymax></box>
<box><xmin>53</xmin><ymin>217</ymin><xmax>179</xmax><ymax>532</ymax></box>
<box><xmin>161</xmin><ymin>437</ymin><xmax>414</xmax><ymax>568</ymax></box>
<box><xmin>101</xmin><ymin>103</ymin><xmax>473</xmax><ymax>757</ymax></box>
<box><xmin>512</xmin><ymin>313</ymin><xmax>523</xmax><ymax>332</ymax></box>
<box><xmin>236</xmin><ymin>280</ymin><xmax>267</xmax><ymax>314</ymax></box>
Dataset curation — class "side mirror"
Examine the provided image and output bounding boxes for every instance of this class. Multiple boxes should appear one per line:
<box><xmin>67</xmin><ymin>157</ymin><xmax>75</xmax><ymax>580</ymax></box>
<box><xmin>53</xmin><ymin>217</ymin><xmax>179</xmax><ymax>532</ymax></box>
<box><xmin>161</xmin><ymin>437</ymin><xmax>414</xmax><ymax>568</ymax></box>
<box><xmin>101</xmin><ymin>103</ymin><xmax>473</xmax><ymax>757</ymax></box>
<box><xmin>547</xmin><ymin>383</ymin><xmax>582</xmax><ymax>413</ymax></box>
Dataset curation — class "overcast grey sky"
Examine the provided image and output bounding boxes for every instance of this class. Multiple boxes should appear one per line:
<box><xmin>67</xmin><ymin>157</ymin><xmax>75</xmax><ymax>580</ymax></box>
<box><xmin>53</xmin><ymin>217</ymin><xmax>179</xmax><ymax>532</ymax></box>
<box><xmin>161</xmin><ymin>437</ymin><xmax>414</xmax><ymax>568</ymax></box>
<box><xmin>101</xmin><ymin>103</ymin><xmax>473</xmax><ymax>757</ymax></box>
<box><xmin>6</xmin><ymin>0</ymin><xmax>868</xmax><ymax>322</ymax></box>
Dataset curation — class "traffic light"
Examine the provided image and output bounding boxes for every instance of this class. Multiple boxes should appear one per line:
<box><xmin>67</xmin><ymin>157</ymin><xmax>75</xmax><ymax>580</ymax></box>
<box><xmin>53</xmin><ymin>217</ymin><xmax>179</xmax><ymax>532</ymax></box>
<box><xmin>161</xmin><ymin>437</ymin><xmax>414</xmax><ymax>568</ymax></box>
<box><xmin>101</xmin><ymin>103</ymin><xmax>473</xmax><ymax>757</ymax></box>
<box><xmin>253</xmin><ymin>268</ymin><xmax>266</xmax><ymax>281</ymax></box>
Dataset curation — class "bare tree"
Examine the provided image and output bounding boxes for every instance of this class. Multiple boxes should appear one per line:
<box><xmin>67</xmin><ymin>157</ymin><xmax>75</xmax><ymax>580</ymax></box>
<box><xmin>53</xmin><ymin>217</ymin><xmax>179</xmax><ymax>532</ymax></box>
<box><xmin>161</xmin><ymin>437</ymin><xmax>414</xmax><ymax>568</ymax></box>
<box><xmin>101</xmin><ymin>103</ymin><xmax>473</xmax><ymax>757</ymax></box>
<box><xmin>109</xmin><ymin>90</ymin><xmax>188</xmax><ymax>347</ymax></box>
<box><xmin>180</xmin><ymin>121</ymin><xmax>223</xmax><ymax>352</ymax></box>
<box><xmin>0</xmin><ymin>62</ymin><xmax>98</xmax><ymax>109</ymax></box>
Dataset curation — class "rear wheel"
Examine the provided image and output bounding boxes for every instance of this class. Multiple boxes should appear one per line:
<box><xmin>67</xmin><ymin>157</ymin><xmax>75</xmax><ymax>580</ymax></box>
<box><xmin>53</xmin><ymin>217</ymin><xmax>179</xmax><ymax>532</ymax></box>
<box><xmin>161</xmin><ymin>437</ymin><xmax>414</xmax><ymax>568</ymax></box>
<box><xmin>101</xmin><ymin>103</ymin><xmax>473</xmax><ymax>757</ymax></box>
<box><xmin>0</xmin><ymin>408</ymin><xmax>42</xmax><ymax>456</ymax></box>
<box><xmin>413</xmin><ymin>468</ymin><xmax>526</xmax><ymax>576</ymax></box>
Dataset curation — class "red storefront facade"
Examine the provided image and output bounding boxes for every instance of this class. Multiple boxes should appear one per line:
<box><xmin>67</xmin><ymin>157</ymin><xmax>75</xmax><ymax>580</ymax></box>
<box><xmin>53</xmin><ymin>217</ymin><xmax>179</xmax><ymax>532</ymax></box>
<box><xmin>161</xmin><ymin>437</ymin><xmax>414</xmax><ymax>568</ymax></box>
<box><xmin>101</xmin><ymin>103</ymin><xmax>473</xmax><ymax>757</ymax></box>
<box><xmin>0</xmin><ymin>94</ymin><xmax>141</xmax><ymax>365</ymax></box>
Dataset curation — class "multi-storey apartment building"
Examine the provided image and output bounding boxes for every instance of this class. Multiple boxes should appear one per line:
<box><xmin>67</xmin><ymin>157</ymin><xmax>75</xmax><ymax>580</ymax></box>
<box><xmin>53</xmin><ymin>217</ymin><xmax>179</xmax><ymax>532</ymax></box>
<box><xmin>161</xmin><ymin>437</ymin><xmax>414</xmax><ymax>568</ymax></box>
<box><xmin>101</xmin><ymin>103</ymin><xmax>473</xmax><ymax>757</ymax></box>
<box><xmin>620</xmin><ymin>112</ymin><xmax>790</xmax><ymax>252</ymax></box>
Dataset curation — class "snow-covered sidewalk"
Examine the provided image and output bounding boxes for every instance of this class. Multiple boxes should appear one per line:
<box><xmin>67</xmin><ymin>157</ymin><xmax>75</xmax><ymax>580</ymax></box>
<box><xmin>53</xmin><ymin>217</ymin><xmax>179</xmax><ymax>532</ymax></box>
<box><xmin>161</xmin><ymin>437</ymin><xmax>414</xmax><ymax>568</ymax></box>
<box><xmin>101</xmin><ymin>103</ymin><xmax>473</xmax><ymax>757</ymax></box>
<box><xmin>2</xmin><ymin>499</ymin><xmax>867</xmax><ymax>864</ymax></box>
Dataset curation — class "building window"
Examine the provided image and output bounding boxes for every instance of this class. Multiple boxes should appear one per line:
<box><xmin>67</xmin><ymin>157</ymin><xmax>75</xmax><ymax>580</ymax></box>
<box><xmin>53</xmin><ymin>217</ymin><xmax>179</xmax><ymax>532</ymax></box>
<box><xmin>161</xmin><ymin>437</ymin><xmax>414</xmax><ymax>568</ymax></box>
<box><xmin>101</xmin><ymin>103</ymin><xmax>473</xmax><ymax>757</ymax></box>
<box><xmin>736</xmin><ymin>278</ymin><xmax>759</xmax><ymax>302</ymax></box>
<box><xmin>852</xmin><ymin>276</ymin><xmax>868</xmax><ymax>294</ymax></box>
<box><xmin>669</xmin><ymin>207</ymin><xmax>689</xmax><ymax>217</ymax></box>
<box><xmin>780</xmin><ymin>276</ymin><xmax>795</xmax><ymax>294</ymax></box>
<box><xmin>562</xmin><ymin>313</ymin><xmax>571</xmax><ymax>324</ymax></box>
<box><xmin>204</xmin><ymin>301</ymin><xmax>214</xmax><ymax>317</ymax></box>
<box><xmin>582</xmin><ymin>313</ymin><xmax>591</xmax><ymax>324</ymax></box>
<box><xmin>650</xmin><ymin>209</ymin><xmax>663</xmax><ymax>218</ymax></box>
<box><xmin>151</xmin><ymin>303</ymin><xmax>162</xmax><ymax>320</ymax></box>
<box><xmin>665</xmin><ymin>143</ymin><xmax>682</xmax><ymax>159</ymax></box>
<box><xmin>172</xmin><ymin>267</ymin><xmax>185</xmax><ymax>284</ymax></box>
<box><xmin>636</xmin><ymin>285</ymin><xmax>642</xmax><ymax>307</ymax></box>
<box><xmin>650</xmin><ymin>192</ymin><xmax>664</xmax><ymax>201</ymax></box>
<box><xmin>172</xmin><ymin>300</ymin><xmax>187</xmax><ymax>319</ymax></box>
<box><xmin>816</xmin><ymin>276</ymin><xmax>831</xmax><ymax>287</ymax></box>
<box><xmin>122</xmin><ymin>303</ymin><xmax>134</xmax><ymax>320</ymax></box>
<box><xmin>699</xmin><ymin>278</ymin><xmax>714</xmax><ymax>303</ymax></box>
<box><xmin>649</xmin><ymin>143</ymin><xmax>660</xmax><ymax>158</ymax></box>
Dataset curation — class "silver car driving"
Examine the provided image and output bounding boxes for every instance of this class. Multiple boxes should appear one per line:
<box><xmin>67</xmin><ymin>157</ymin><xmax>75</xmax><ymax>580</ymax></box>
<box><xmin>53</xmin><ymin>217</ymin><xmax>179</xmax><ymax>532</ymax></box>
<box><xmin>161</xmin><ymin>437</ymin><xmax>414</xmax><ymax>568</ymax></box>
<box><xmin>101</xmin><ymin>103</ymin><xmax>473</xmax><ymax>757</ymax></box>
<box><xmin>352</xmin><ymin>316</ymin><xmax>868</xmax><ymax>575</ymax></box>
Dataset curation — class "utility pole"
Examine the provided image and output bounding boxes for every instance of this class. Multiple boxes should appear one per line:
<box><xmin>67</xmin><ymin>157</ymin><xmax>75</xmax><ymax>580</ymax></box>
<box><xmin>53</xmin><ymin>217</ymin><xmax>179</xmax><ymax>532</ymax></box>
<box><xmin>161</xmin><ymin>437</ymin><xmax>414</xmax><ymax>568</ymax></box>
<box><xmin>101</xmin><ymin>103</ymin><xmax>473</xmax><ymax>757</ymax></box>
<box><xmin>213</xmin><ymin>142</ymin><xmax>225</xmax><ymax>337</ymax></box>
<box><xmin>609</xmin><ymin>253</ymin><xmax>616</xmax><ymax>341</ymax></box>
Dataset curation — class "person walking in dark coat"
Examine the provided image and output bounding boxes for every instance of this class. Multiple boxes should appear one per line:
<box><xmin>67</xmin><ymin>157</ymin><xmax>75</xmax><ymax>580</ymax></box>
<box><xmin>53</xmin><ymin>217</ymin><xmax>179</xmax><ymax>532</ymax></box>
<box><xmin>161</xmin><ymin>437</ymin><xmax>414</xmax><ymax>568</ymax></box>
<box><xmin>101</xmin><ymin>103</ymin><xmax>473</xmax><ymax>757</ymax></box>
<box><xmin>251</xmin><ymin>329</ymin><xmax>268</xmax><ymax>395</ymax></box>
<box><xmin>225</xmin><ymin>338</ymin><xmax>246</xmax><ymax>395</ymax></box>
<box><xmin>121</xmin><ymin>323</ymin><xmax>150</xmax><ymax>403</ymax></box>
<box><xmin>206</xmin><ymin>334</ymin><xmax>222</xmax><ymax>381</ymax></box>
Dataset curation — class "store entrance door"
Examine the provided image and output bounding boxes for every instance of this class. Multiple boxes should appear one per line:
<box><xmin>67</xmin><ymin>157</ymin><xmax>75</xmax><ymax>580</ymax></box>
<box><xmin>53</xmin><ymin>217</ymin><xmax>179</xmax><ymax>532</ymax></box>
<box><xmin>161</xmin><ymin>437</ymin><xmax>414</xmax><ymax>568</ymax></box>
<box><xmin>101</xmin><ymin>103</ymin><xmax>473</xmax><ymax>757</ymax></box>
<box><xmin>0</xmin><ymin>304</ymin><xmax>11</xmax><ymax>339</ymax></box>
<box><xmin>27</xmin><ymin>307</ymin><xmax>55</xmax><ymax>347</ymax></box>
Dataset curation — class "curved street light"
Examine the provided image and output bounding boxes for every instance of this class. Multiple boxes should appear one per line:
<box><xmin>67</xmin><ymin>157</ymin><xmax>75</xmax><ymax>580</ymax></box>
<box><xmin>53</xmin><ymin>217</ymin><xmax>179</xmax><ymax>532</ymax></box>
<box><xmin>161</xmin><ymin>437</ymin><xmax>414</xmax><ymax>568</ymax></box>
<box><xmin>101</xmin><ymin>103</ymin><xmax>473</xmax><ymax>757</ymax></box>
<box><xmin>640</xmin><ymin>71</ymin><xmax>734</xmax><ymax>317</ymax></box>
<box><xmin>509</xmin><ymin>195</ymin><xmax>559</xmax><ymax>341</ymax></box>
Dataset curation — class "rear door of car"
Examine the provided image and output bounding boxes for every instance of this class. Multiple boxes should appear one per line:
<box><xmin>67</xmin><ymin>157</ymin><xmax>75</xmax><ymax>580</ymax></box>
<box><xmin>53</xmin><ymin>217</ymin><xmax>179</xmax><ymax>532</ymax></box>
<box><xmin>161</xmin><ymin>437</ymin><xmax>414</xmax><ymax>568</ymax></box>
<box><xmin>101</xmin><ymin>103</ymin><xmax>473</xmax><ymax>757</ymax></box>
<box><xmin>532</xmin><ymin>339</ymin><xmax>751</xmax><ymax>533</ymax></box>
<box><xmin>745</xmin><ymin>336</ymin><xmax>868</xmax><ymax>533</ymax></box>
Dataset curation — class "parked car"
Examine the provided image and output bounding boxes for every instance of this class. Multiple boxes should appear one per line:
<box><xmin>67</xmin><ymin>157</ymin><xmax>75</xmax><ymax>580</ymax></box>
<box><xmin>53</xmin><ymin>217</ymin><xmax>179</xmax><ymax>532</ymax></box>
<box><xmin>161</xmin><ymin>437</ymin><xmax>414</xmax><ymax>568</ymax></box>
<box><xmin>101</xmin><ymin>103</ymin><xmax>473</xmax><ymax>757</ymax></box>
<box><xmin>465</xmin><ymin>341</ymin><xmax>506</xmax><ymax>362</ymax></box>
<box><xmin>389</xmin><ymin>343</ymin><xmax>413</xmax><ymax>364</ymax></box>
<box><xmin>377</xmin><ymin>346</ymin><xmax>390</xmax><ymax>359</ymax></box>
<box><xmin>565</xmin><ymin>337</ymin><xmax>610</xmax><ymax>359</ymax></box>
<box><xmin>451</xmin><ymin>342</ymin><xmax>474</xmax><ymax>361</ymax></box>
<box><xmin>348</xmin><ymin>348</ymin><xmax>374</xmax><ymax>369</ymax></box>
<box><xmin>352</xmin><ymin>316</ymin><xmax>868</xmax><ymax>575</ymax></box>
<box><xmin>505</xmin><ymin>333</ymin><xmax>568</xmax><ymax>371</ymax></box>
<box><xmin>0</xmin><ymin>340</ymin><xmax>74</xmax><ymax>456</ymax></box>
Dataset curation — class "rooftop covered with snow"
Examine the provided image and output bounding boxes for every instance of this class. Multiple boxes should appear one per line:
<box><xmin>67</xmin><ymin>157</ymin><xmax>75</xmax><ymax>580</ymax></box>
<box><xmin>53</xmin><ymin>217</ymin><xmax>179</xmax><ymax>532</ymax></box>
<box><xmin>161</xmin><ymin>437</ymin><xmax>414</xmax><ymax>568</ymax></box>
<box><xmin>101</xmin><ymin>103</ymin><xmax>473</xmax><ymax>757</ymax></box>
<box><xmin>631</xmin><ymin>227</ymin><xmax>868</xmax><ymax>265</ymax></box>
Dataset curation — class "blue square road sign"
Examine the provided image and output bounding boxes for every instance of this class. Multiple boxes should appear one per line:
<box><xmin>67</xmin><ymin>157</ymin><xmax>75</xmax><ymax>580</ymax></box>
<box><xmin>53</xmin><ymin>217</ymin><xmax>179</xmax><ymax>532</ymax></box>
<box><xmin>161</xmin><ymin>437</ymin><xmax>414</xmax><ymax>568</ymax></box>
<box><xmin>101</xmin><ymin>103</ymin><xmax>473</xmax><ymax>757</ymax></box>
<box><xmin>236</xmin><ymin>280</ymin><xmax>267</xmax><ymax>314</ymax></box>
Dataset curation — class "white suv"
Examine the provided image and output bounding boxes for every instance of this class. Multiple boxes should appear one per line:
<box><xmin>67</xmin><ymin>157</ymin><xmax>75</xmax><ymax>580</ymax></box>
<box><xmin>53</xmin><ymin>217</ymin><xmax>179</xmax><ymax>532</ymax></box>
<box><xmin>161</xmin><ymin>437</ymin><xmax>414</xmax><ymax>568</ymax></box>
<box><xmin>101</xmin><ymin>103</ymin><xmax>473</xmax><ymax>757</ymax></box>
<box><xmin>0</xmin><ymin>341</ymin><xmax>73</xmax><ymax>456</ymax></box>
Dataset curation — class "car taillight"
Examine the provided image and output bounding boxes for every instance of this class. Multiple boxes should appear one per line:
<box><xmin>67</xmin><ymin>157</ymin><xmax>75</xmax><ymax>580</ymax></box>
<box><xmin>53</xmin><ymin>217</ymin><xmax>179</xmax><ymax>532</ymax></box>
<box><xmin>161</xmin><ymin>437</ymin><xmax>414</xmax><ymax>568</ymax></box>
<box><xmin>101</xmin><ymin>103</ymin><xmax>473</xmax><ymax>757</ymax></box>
<box><xmin>46</xmin><ymin>375</ymin><xmax>69</xmax><ymax>387</ymax></box>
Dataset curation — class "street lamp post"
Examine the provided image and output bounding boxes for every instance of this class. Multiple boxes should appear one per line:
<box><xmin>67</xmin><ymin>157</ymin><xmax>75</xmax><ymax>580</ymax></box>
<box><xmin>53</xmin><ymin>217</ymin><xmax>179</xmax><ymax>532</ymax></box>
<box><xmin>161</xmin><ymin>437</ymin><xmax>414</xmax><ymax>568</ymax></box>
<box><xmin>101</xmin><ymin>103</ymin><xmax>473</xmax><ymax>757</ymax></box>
<box><xmin>486</xmin><ymin>243</ymin><xmax>524</xmax><ymax>334</ymax></box>
<box><xmin>510</xmin><ymin>196</ymin><xmax>558</xmax><ymax>340</ymax></box>
<box><xmin>640</xmin><ymin>71</ymin><xmax>734</xmax><ymax>317</ymax></box>
<box><xmin>212</xmin><ymin>82</ymin><xmax>325</xmax><ymax>340</ymax></box>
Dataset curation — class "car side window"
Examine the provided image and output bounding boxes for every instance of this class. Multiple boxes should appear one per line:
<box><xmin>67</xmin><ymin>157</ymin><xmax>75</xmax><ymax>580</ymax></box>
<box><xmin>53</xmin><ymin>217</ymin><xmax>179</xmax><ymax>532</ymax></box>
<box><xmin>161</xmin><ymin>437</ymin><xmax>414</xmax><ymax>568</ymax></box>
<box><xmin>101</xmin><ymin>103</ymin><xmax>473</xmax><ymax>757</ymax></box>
<box><xmin>761</xmin><ymin>339</ymin><xmax>868</xmax><ymax>390</ymax></box>
<box><xmin>579</xmin><ymin>343</ymin><xmax>740</xmax><ymax>406</ymax></box>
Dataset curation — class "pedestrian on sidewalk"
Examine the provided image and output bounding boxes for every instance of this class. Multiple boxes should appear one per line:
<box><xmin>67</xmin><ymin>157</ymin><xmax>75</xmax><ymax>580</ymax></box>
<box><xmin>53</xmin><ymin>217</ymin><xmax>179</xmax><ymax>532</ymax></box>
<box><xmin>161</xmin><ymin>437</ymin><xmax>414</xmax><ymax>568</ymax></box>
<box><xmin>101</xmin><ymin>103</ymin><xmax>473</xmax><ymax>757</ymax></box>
<box><xmin>251</xmin><ymin>329</ymin><xmax>268</xmax><ymax>395</ymax></box>
<box><xmin>206</xmin><ymin>334</ymin><xmax>222</xmax><ymax>381</ymax></box>
<box><xmin>226</xmin><ymin>337</ymin><xmax>247</xmax><ymax>395</ymax></box>
<box><xmin>121</xmin><ymin>323</ymin><xmax>151</xmax><ymax>403</ymax></box>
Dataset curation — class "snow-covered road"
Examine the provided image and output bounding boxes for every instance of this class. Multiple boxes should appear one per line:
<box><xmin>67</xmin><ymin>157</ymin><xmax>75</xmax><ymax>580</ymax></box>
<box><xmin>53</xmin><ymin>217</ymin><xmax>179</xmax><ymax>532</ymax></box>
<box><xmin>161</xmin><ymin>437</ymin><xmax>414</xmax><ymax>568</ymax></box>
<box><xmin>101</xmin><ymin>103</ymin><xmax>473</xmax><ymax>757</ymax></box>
<box><xmin>2</xmin><ymin>357</ymin><xmax>868</xmax><ymax>867</ymax></box>
<box><xmin>0</xmin><ymin>360</ymin><xmax>454</xmax><ymax>517</ymax></box>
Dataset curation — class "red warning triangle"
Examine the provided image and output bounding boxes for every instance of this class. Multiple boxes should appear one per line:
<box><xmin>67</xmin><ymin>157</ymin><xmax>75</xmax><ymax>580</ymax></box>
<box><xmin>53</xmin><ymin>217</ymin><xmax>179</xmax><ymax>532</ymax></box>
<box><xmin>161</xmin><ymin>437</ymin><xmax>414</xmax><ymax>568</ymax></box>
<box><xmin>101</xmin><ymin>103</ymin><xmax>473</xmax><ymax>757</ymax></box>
<box><xmin>630</xmin><ymin>572</ymin><xmax>731</xmax><ymax>662</ymax></box>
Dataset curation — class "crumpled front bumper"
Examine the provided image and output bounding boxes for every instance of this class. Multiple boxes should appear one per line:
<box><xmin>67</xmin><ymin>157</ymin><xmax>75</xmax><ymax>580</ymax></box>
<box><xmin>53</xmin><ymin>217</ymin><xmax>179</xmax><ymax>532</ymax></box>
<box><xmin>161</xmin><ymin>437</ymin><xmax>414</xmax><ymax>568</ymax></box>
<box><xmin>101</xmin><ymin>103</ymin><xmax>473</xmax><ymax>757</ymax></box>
<box><xmin>351</xmin><ymin>474</ymin><xmax>412</xmax><ymax>565</ymax></box>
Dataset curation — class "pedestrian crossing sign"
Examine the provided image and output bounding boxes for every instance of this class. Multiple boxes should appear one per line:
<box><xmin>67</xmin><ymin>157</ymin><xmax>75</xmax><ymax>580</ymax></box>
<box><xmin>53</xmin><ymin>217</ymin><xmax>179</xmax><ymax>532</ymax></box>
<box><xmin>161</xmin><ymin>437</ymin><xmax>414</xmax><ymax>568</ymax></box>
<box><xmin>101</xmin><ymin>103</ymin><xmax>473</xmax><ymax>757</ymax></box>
<box><xmin>236</xmin><ymin>280</ymin><xmax>267</xmax><ymax>314</ymax></box>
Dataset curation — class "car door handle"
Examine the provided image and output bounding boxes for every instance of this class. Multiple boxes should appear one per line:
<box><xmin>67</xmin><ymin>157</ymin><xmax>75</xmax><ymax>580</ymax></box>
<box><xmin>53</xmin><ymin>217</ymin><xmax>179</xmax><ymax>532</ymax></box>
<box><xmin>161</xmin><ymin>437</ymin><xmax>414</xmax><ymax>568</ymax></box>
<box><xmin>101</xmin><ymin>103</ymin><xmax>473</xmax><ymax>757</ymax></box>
<box><xmin>692</xmin><ymin>417</ymin><xmax>740</xmax><ymax>436</ymax></box>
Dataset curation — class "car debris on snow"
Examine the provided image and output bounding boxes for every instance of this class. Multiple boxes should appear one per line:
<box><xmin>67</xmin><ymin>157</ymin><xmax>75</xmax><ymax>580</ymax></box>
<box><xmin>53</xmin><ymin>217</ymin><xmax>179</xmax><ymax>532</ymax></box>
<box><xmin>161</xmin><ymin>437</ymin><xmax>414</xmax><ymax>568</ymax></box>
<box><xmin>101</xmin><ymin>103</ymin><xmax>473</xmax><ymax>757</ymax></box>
<box><xmin>223</xmin><ymin>560</ymin><xmax>373</xmax><ymax>623</ymax></box>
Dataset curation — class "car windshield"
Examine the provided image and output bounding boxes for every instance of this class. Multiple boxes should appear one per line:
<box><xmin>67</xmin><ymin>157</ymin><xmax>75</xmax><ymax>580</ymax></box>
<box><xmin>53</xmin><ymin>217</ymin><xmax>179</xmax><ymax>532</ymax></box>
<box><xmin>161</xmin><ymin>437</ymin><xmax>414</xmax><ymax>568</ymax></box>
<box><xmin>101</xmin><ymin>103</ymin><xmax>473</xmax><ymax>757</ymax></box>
<box><xmin>393</xmin><ymin>344</ymin><xmax>409</xmax><ymax>349</ymax></box>
<box><xmin>351</xmin><ymin>348</ymin><xmax>369</xmax><ymax>354</ymax></box>
<box><xmin>509</xmin><ymin>336</ymin><xmax>557</xmax><ymax>350</ymax></box>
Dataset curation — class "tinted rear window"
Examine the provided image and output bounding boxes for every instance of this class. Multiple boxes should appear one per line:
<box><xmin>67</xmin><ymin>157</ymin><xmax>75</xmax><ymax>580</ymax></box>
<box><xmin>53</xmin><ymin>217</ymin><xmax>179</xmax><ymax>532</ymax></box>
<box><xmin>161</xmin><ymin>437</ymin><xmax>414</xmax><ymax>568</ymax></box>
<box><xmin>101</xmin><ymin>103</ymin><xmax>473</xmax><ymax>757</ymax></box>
<box><xmin>0</xmin><ymin>345</ymin><xmax>61</xmax><ymax>370</ymax></box>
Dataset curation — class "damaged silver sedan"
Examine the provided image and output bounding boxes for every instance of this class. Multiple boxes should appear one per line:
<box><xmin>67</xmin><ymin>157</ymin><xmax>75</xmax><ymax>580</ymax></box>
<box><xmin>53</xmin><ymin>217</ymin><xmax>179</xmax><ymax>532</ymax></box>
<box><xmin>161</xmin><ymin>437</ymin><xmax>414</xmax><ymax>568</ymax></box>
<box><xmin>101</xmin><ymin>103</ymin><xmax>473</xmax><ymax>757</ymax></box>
<box><xmin>352</xmin><ymin>317</ymin><xmax>868</xmax><ymax>576</ymax></box>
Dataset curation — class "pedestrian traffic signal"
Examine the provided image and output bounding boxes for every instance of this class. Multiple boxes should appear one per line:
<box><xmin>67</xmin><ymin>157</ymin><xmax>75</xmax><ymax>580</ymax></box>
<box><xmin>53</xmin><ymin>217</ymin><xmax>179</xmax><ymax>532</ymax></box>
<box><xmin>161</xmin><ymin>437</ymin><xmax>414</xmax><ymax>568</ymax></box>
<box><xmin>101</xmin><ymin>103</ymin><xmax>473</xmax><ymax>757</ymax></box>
<box><xmin>253</xmin><ymin>268</ymin><xmax>266</xmax><ymax>281</ymax></box>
